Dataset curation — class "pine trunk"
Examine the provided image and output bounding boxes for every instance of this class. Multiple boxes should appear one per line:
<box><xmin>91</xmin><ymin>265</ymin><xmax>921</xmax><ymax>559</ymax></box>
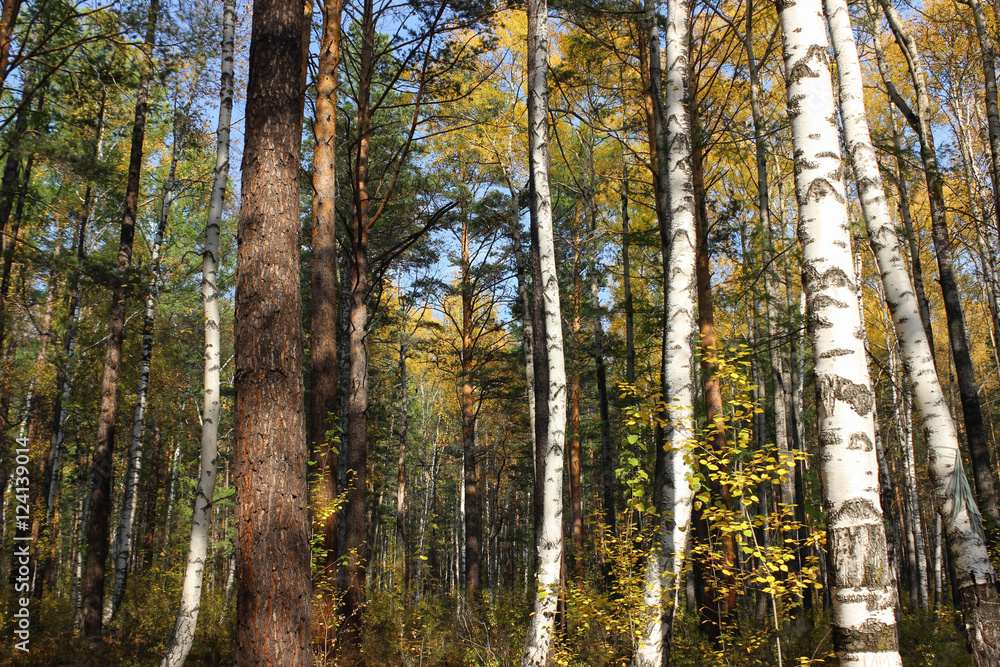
<box><xmin>233</xmin><ymin>0</ymin><xmax>312</xmax><ymax>659</ymax></box>
<box><xmin>309</xmin><ymin>0</ymin><xmax>342</xmax><ymax>653</ymax></box>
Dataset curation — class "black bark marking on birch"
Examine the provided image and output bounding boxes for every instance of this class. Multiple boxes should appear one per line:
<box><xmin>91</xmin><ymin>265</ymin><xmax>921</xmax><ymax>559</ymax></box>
<box><xmin>819</xmin><ymin>347</ymin><xmax>854</xmax><ymax>358</ymax></box>
<box><xmin>802</xmin><ymin>177</ymin><xmax>846</xmax><ymax>204</ymax></box>
<box><xmin>803</xmin><ymin>265</ymin><xmax>853</xmax><ymax>291</ymax></box>
<box><xmin>818</xmin><ymin>375</ymin><xmax>875</xmax><ymax>416</ymax></box>
<box><xmin>849</xmin><ymin>432</ymin><xmax>874</xmax><ymax>452</ymax></box>
<box><xmin>832</xmin><ymin>619</ymin><xmax>899</xmax><ymax>654</ymax></box>
<box><xmin>820</xmin><ymin>429</ymin><xmax>843</xmax><ymax>446</ymax></box>
<box><xmin>828</xmin><ymin>498</ymin><xmax>891</xmax><ymax>588</ymax></box>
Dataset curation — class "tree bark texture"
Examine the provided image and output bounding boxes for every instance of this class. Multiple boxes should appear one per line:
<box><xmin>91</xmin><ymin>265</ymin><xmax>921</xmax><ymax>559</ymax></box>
<box><xmin>827</xmin><ymin>0</ymin><xmax>1000</xmax><ymax>661</ymax></box>
<box><xmin>233</xmin><ymin>0</ymin><xmax>312</xmax><ymax>659</ymax></box>
<box><xmin>779</xmin><ymin>0</ymin><xmax>902</xmax><ymax>662</ymax></box>
<box><xmin>521</xmin><ymin>0</ymin><xmax>567</xmax><ymax>659</ymax></box>
<box><xmin>309</xmin><ymin>0</ymin><xmax>342</xmax><ymax>654</ymax></box>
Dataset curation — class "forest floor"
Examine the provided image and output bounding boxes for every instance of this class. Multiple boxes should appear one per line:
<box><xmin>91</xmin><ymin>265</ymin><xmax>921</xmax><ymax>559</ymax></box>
<box><xmin>0</xmin><ymin>572</ymin><xmax>975</xmax><ymax>666</ymax></box>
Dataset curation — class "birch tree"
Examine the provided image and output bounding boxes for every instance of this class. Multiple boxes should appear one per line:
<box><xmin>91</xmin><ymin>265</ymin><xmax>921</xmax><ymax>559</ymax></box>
<box><xmin>777</xmin><ymin>0</ymin><xmax>902</xmax><ymax>663</ymax></box>
<box><xmin>520</xmin><ymin>0</ymin><xmax>567</xmax><ymax>659</ymax></box>
<box><xmin>825</xmin><ymin>0</ymin><xmax>1000</xmax><ymax>661</ymax></box>
<box><xmin>108</xmin><ymin>101</ymin><xmax>186</xmax><ymax>622</ymax></box>
<box><xmin>161</xmin><ymin>0</ymin><xmax>234</xmax><ymax>662</ymax></box>
<box><xmin>633</xmin><ymin>0</ymin><xmax>698</xmax><ymax>660</ymax></box>
<box><xmin>81</xmin><ymin>0</ymin><xmax>158</xmax><ymax>637</ymax></box>
<box><xmin>870</xmin><ymin>0</ymin><xmax>1000</xmax><ymax>542</ymax></box>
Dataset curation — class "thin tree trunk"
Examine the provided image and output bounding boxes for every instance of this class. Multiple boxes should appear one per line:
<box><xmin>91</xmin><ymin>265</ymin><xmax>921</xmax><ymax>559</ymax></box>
<box><xmin>828</xmin><ymin>0</ymin><xmax>1000</xmax><ymax>660</ymax></box>
<box><xmin>568</xmin><ymin>230</ymin><xmax>583</xmax><ymax>582</ymax></box>
<box><xmin>962</xmin><ymin>0</ymin><xmax>1000</xmax><ymax>232</ymax></box>
<box><xmin>781</xmin><ymin>0</ymin><xmax>902</xmax><ymax>662</ymax></box>
<box><xmin>461</xmin><ymin>218</ymin><xmax>481</xmax><ymax>594</ymax></box>
<box><xmin>109</xmin><ymin>114</ymin><xmax>181</xmax><ymax>621</ymax></box>
<box><xmin>142</xmin><ymin>426</ymin><xmax>161</xmax><ymax>568</ymax></box>
<box><xmin>309</xmin><ymin>0</ymin><xmax>342</xmax><ymax>654</ymax></box>
<box><xmin>635</xmin><ymin>0</ymin><xmax>698</xmax><ymax>661</ymax></box>
<box><xmin>891</xmin><ymin>343</ymin><xmax>930</xmax><ymax>609</ymax></box>
<box><xmin>593</xmin><ymin>170</ymin><xmax>615</xmax><ymax>550</ymax></box>
<box><xmin>233</xmin><ymin>0</ymin><xmax>311</xmax><ymax>659</ymax></box>
<box><xmin>161</xmin><ymin>0</ymin><xmax>234</xmax><ymax>661</ymax></box>
<box><xmin>396</xmin><ymin>332</ymin><xmax>409</xmax><ymax>591</ymax></box>
<box><xmin>621</xmin><ymin>161</ymin><xmax>635</xmax><ymax>390</ymax></box>
<box><xmin>81</xmin><ymin>1</ymin><xmax>157</xmax><ymax>638</ymax></box>
<box><xmin>872</xmin><ymin>0</ymin><xmax>1000</xmax><ymax>545</ymax></box>
<box><xmin>521</xmin><ymin>0</ymin><xmax>567</xmax><ymax>658</ymax></box>
<box><xmin>341</xmin><ymin>0</ymin><xmax>374</xmax><ymax>649</ymax></box>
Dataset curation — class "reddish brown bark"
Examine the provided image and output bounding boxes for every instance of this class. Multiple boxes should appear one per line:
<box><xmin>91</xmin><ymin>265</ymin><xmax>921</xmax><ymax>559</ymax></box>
<box><xmin>461</xmin><ymin>220</ymin><xmax>481</xmax><ymax>594</ymax></box>
<box><xmin>692</xmin><ymin>116</ymin><xmax>736</xmax><ymax>638</ymax></box>
<box><xmin>568</xmin><ymin>237</ymin><xmax>583</xmax><ymax>582</ymax></box>
<box><xmin>233</xmin><ymin>0</ymin><xmax>311</xmax><ymax>659</ymax></box>
<box><xmin>309</xmin><ymin>0</ymin><xmax>342</xmax><ymax>655</ymax></box>
<box><xmin>0</xmin><ymin>0</ymin><xmax>22</xmax><ymax>93</ymax></box>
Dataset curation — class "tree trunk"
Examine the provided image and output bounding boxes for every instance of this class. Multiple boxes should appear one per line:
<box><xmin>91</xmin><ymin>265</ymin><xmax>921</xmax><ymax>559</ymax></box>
<box><xmin>887</xmin><ymin>117</ymin><xmax>934</xmax><ymax>354</ymax></box>
<box><xmin>80</xmin><ymin>1</ymin><xmax>157</xmax><ymax>638</ymax></box>
<box><xmin>109</xmin><ymin>113</ymin><xmax>181</xmax><ymax>622</ymax></box>
<box><xmin>161</xmin><ymin>0</ymin><xmax>234</xmax><ymax>661</ymax></box>
<box><xmin>461</xmin><ymin>218</ymin><xmax>480</xmax><ymax>594</ymax></box>
<box><xmin>341</xmin><ymin>0</ymin><xmax>375</xmax><ymax>653</ymax></box>
<box><xmin>635</xmin><ymin>0</ymin><xmax>698</xmax><ymax>661</ymax></box>
<box><xmin>828</xmin><ymin>0</ymin><xmax>1000</xmax><ymax>660</ymax></box>
<box><xmin>621</xmin><ymin>161</ymin><xmax>635</xmax><ymax>390</ymax></box>
<box><xmin>507</xmin><ymin>184</ymin><xmax>537</xmax><ymax>457</ymax></box>
<box><xmin>521</xmin><ymin>0</ymin><xmax>567</xmax><ymax>659</ymax></box>
<box><xmin>309</xmin><ymin>0</ymin><xmax>342</xmax><ymax>654</ymax></box>
<box><xmin>396</xmin><ymin>332</ymin><xmax>409</xmax><ymax>591</ymax></box>
<box><xmin>233</xmin><ymin>0</ymin><xmax>311</xmax><ymax>659</ymax></box>
<box><xmin>873</xmin><ymin>0</ymin><xmax>1000</xmax><ymax>545</ymax></box>
<box><xmin>568</xmin><ymin>232</ymin><xmax>583</xmax><ymax>582</ymax></box>
<box><xmin>593</xmin><ymin>169</ymin><xmax>615</xmax><ymax>552</ymax></box>
<box><xmin>780</xmin><ymin>0</ymin><xmax>902</xmax><ymax>662</ymax></box>
<box><xmin>0</xmin><ymin>0</ymin><xmax>23</xmax><ymax>93</ymax></box>
<box><xmin>963</xmin><ymin>0</ymin><xmax>1000</xmax><ymax>233</ymax></box>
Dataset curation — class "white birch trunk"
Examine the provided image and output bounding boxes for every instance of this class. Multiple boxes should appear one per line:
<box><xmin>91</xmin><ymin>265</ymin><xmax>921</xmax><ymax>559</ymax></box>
<box><xmin>826</xmin><ymin>0</ymin><xmax>1000</xmax><ymax>661</ymax></box>
<box><xmin>520</xmin><ymin>0</ymin><xmax>567</xmax><ymax>660</ymax></box>
<box><xmin>161</xmin><ymin>0</ymin><xmax>234</xmax><ymax>662</ymax></box>
<box><xmin>634</xmin><ymin>0</ymin><xmax>697</xmax><ymax>663</ymax></box>
<box><xmin>107</xmin><ymin>117</ymin><xmax>180</xmax><ymax>623</ymax></box>
<box><xmin>781</xmin><ymin>0</ymin><xmax>902</xmax><ymax>663</ymax></box>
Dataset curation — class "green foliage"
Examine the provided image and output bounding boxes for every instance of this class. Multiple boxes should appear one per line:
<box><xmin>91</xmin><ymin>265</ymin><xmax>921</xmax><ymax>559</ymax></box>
<box><xmin>0</xmin><ymin>566</ymin><xmax>235</xmax><ymax>666</ymax></box>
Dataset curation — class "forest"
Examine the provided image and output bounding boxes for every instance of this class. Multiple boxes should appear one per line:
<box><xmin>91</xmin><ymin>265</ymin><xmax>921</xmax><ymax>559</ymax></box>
<box><xmin>0</xmin><ymin>0</ymin><xmax>999</xmax><ymax>662</ymax></box>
